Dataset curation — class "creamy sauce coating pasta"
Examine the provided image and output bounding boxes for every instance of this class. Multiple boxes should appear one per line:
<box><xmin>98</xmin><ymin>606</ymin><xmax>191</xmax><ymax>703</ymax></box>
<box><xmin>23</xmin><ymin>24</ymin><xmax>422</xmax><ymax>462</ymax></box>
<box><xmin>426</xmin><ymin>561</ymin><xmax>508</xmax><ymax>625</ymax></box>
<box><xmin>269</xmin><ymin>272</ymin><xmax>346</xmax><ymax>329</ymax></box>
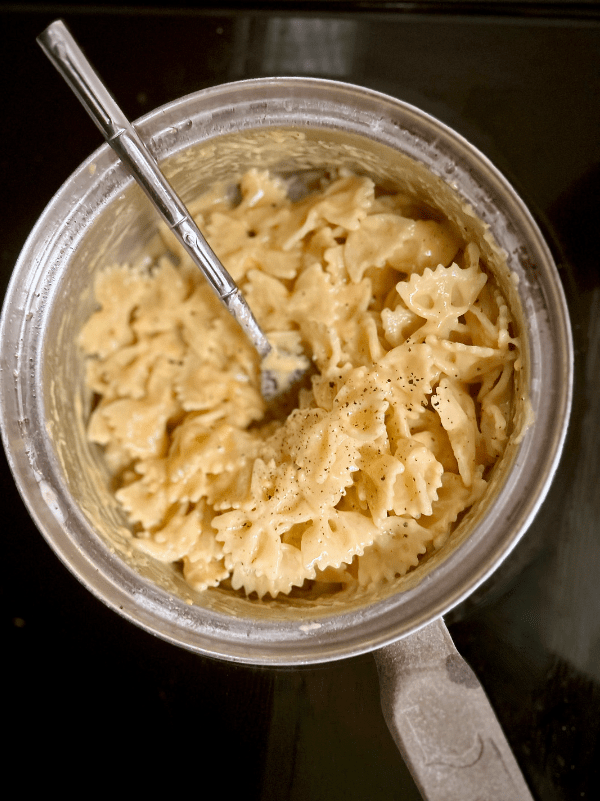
<box><xmin>79</xmin><ymin>168</ymin><xmax>522</xmax><ymax>599</ymax></box>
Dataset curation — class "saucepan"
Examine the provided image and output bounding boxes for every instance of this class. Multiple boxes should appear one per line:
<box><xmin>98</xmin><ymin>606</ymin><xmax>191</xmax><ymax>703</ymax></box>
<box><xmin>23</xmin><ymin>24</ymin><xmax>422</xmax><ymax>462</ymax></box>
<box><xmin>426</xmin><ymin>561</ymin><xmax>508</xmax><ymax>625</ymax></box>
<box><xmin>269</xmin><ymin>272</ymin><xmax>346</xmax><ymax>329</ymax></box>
<box><xmin>0</xmin><ymin>76</ymin><xmax>572</xmax><ymax>800</ymax></box>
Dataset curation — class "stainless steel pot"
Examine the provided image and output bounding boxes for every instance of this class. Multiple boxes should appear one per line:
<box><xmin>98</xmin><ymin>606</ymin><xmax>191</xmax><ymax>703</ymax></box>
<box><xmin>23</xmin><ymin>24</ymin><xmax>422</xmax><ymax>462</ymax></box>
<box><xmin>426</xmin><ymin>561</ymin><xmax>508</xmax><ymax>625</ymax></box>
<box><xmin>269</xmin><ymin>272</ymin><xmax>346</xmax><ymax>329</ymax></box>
<box><xmin>0</xmin><ymin>78</ymin><xmax>572</xmax><ymax>800</ymax></box>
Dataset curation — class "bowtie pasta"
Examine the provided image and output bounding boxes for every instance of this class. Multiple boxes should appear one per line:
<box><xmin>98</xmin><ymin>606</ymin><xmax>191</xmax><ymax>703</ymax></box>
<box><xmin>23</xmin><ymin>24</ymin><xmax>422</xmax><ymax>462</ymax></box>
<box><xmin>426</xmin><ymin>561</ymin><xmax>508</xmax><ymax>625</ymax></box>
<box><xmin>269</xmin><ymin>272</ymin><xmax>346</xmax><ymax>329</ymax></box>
<box><xmin>79</xmin><ymin>168</ymin><xmax>523</xmax><ymax>600</ymax></box>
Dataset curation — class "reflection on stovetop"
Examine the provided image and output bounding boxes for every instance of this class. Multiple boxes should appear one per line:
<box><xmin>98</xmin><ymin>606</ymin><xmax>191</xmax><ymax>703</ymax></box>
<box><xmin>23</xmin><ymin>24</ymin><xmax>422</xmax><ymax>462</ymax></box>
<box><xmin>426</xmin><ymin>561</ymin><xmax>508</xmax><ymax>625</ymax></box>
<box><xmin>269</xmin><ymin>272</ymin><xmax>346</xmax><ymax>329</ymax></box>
<box><xmin>2</xmin><ymin>5</ymin><xmax>599</xmax><ymax>800</ymax></box>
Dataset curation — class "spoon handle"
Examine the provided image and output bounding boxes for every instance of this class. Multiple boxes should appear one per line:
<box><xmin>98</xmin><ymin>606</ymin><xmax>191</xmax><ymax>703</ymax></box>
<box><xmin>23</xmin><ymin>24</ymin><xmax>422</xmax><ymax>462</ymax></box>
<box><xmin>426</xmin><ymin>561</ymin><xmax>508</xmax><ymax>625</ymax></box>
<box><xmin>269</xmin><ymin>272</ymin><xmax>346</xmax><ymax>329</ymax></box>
<box><xmin>37</xmin><ymin>19</ymin><xmax>271</xmax><ymax>358</ymax></box>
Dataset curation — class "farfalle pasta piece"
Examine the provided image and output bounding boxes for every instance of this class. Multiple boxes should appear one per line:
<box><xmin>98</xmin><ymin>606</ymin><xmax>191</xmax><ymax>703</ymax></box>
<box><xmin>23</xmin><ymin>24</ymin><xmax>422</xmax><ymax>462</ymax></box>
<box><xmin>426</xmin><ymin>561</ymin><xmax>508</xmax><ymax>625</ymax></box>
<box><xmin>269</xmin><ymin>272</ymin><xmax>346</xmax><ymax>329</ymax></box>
<box><xmin>381</xmin><ymin>301</ymin><xmax>422</xmax><ymax>348</ymax></box>
<box><xmin>132</xmin><ymin>257</ymin><xmax>191</xmax><ymax>336</ymax></box>
<box><xmin>479</xmin><ymin>362</ymin><xmax>515</xmax><ymax>460</ymax></box>
<box><xmin>464</xmin><ymin>279</ymin><xmax>518</xmax><ymax>352</ymax></box>
<box><xmin>252</xmin><ymin>247</ymin><xmax>302</xmax><ymax>280</ymax></box>
<box><xmin>339</xmin><ymin>311</ymin><xmax>386</xmax><ymax>369</ymax></box>
<box><xmin>288</xmin><ymin>262</ymin><xmax>372</xmax><ymax>347</ymax></box>
<box><xmin>214</xmin><ymin>459</ymin><xmax>312</xmax><ymax>576</ymax></box>
<box><xmin>432</xmin><ymin>377</ymin><xmax>480</xmax><ymax>487</ymax></box>
<box><xmin>378</xmin><ymin>341</ymin><xmax>441</xmax><ymax>410</ymax></box>
<box><xmin>332</xmin><ymin>366</ymin><xmax>389</xmax><ymax>443</ymax></box>
<box><xmin>116</xmin><ymin>458</ymin><xmax>171</xmax><ymax>529</ymax></box>
<box><xmin>228</xmin><ymin>543</ymin><xmax>313</xmax><ymax>599</ymax></box>
<box><xmin>292</xmin><ymin>415</ymin><xmax>359</xmax><ymax>507</ymax></box>
<box><xmin>85</xmin><ymin>330</ymin><xmax>186</xmax><ymax>402</ymax></box>
<box><xmin>410</xmin><ymin>410</ymin><xmax>458</xmax><ymax>473</ymax></box>
<box><xmin>357</xmin><ymin>516</ymin><xmax>433</xmax><ymax>587</ymax></box>
<box><xmin>397</xmin><ymin>261</ymin><xmax>488</xmax><ymax>341</ymax></box>
<box><xmin>242</xmin><ymin>269</ymin><xmax>294</xmax><ymax>331</ymax></box>
<box><xmin>237</xmin><ymin>168</ymin><xmax>289</xmax><ymax>209</ymax></box>
<box><xmin>168</xmin><ymin>420</ymin><xmax>260</xmax><ymax>504</ymax></box>
<box><xmin>135</xmin><ymin>505</ymin><xmax>207</xmax><ymax>563</ymax></box>
<box><xmin>281</xmin><ymin>174</ymin><xmax>375</xmax><ymax>249</ymax></box>
<box><xmin>205</xmin><ymin>459</ymin><xmax>256</xmax><ymax>512</ymax></box>
<box><xmin>174</xmin><ymin>350</ymin><xmax>263</xmax><ymax>426</ymax></box>
<box><xmin>301</xmin><ymin>507</ymin><xmax>380</xmax><ymax>572</ymax></box>
<box><xmin>92</xmin><ymin>359</ymin><xmax>181</xmax><ymax>461</ymax></box>
<box><xmin>390</xmin><ymin>438</ymin><xmax>444</xmax><ymax>517</ymax></box>
<box><xmin>79</xmin><ymin>264</ymin><xmax>151</xmax><ymax>358</ymax></box>
<box><xmin>344</xmin><ymin>214</ymin><xmax>460</xmax><ymax>283</ymax></box>
<box><xmin>356</xmin><ymin>442</ymin><xmax>406</xmax><ymax>526</ymax></box>
<box><xmin>183</xmin><ymin>556</ymin><xmax>229</xmax><ymax>593</ymax></box>
<box><xmin>174</xmin><ymin>501</ymin><xmax>231</xmax><ymax>591</ymax></box>
<box><xmin>427</xmin><ymin>336</ymin><xmax>514</xmax><ymax>385</ymax></box>
<box><xmin>420</xmin><ymin>470</ymin><xmax>488</xmax><ymax>550</ymax></box>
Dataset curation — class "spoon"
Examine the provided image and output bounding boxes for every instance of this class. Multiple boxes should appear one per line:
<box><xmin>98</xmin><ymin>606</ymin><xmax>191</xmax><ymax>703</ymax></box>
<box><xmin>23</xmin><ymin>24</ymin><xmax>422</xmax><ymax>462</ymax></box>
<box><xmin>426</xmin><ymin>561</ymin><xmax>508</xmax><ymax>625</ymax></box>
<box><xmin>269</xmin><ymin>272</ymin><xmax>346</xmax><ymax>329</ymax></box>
<box><xmin>37</xmin><ymin>19</ymin><xmax>309</xmax><ymax>403</ymax></box>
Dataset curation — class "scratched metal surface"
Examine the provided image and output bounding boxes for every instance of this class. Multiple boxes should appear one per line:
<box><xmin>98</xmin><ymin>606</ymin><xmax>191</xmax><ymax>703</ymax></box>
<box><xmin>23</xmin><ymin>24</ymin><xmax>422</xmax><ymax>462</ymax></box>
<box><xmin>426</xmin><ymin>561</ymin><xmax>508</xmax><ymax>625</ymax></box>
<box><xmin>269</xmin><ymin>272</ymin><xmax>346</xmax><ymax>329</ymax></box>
<box><xmin>2</xmin><ymin>4</ymin><xmax>599</xmax><ymax>799</ymax></box>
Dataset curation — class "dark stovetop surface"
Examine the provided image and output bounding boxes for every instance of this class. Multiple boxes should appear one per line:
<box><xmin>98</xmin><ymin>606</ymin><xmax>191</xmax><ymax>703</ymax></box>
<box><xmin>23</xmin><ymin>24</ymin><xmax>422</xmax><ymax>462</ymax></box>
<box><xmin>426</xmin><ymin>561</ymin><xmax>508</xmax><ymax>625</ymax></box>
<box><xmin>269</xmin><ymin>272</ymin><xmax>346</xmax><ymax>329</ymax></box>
<box><xmin>2</xmin><ymin>3</ymin><xmax>599</xmax><ymax>799</ymax></box>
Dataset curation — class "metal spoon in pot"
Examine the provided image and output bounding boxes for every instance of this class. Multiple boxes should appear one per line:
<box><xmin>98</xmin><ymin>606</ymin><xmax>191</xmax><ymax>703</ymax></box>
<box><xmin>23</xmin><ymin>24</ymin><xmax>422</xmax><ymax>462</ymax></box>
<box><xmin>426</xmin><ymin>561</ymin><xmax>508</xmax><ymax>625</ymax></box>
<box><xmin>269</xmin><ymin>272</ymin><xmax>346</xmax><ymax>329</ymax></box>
<box><xmin>37</xmin><ymin>19</ymin><xmax>310</xmax><ymax>406</ymax></box>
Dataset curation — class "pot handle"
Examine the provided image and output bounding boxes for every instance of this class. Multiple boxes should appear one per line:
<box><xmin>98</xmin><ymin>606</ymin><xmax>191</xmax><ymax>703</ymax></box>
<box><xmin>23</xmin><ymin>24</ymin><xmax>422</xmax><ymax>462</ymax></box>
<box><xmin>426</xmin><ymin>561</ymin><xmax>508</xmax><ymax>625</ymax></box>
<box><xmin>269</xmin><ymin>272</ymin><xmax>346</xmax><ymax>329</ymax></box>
<box><xmin>374</xmin><ymin>617</ymin><xmax>534</xmax><ymax>801</ymax></box>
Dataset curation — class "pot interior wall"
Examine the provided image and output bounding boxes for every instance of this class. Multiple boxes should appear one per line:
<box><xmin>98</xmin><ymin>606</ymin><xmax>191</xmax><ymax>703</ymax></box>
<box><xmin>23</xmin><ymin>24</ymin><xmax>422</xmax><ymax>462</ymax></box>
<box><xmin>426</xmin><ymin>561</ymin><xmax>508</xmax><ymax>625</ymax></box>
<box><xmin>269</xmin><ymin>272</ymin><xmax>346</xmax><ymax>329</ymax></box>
<box><xmin>41</xmin><ymin>125</ymin><xmax>528</xmax><ymax>624</ymax></box>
